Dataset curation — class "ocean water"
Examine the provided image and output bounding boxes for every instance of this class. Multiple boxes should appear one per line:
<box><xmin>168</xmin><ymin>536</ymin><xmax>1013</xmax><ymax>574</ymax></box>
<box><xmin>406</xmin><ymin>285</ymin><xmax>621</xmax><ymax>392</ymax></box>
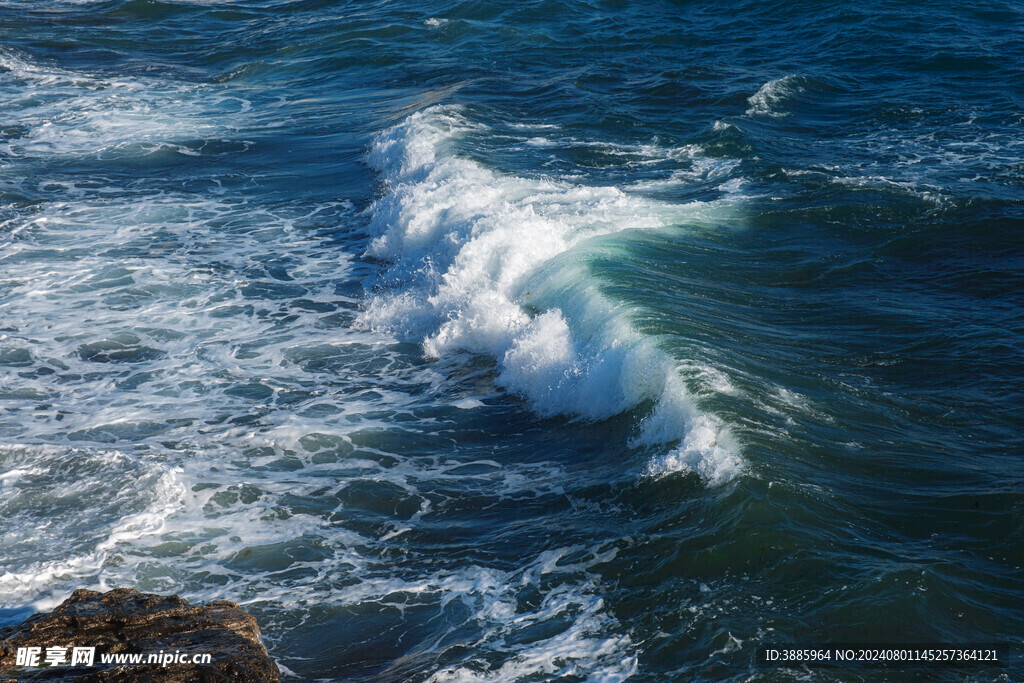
<box><xmin>0</xmin><ymin>0</ymin><xmax>1021</xmax><ymax>680</ymax></box>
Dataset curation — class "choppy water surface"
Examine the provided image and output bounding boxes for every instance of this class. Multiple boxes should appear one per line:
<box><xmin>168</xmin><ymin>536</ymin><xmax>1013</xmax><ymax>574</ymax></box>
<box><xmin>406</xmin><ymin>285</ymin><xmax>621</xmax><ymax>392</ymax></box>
<box><xmin>1</xmin><ymin>1</ymin><xmax>1022</xmax><ymax>680</ymax></box>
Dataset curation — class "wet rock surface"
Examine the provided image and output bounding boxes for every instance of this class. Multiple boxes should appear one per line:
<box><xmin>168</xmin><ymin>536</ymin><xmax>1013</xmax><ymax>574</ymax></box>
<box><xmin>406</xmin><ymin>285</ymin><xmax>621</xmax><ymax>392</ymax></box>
<box><xmin>0</xmin><ymin>588</ymin><xmax>279</xmax><ymax>681</ymax></box>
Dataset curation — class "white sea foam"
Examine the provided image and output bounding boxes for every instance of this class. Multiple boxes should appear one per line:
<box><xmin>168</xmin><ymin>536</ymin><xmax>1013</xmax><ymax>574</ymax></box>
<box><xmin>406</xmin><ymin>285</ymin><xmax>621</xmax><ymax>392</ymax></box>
<box><xmin>0</xmin><ymin>446</ymin><xmax>186</xmax><ymax>609</ymax></box>
<box><xmin>0</xmin><ymin>49</ymin><xmax>248</xmax><ymax>157</ymax></box>
<box><xmin>746</xmin><ymin>75</ymin><xmax>803</xmax><ymax>117</ymax></box>
<box><xmin>360</xmin><ymin>106</ymin><xmax>741</xmax><ymax>483</ymax></box>
<box><xmin>831</xmin><ymin>174</ymin><xmax>947</xmax><ymax>204</ymax></box>
<box><xmin>0</xmin><ymin>182</ymin><xmax>416</xmax><ymax>614</ymax></box>
<box><xmin>423</xmin><ymin>546</ymin><xmax>637</xmax><ymax>682</ymax></box>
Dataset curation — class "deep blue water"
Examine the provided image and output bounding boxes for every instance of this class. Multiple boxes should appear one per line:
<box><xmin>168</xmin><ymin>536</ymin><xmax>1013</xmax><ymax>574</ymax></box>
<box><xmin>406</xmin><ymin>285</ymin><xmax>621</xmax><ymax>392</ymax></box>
<box><xmin>0</xmin><ymin>1</ymin><xmax>1022</xmax><ymax>680</ymax></box>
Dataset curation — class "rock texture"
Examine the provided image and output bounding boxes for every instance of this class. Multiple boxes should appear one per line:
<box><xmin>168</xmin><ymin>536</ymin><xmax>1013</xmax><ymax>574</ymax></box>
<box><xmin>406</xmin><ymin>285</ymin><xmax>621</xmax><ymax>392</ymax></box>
<box><xmin>0</xmin><ymin>588</ymin><xmax>279</xmax><ymax>682</ymax></box>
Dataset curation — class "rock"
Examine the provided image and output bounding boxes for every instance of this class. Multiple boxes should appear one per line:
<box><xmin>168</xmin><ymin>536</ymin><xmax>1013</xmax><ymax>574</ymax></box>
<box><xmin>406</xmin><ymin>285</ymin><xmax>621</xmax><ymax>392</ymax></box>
<box><xmin>0</xmin><ymin>588</ymin><xmax>279</xmax><ymax>682</ymax></box>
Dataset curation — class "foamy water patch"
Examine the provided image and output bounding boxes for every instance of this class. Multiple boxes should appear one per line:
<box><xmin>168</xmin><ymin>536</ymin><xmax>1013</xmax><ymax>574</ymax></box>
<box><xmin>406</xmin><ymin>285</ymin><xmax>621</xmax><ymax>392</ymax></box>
<box><xmin>745</xmin><ymin>75</ymin><xmax>804</xmax><ymax>117</ymax></box>
<box><xmin>0</xmin><ymin>417</ymin><xmax>634</xmax><ymax>680</ymax></box>
<box><xmin>627</xmin><ymin>149</ymin><xmax>742</xmax><ymax>191</ymax></box>
<box><xmin>360</xmin><ymin>106</ymin><xmax>742</xmax><ymax>483</ymax></box>
<box><xmin>0</xmin><ymin>186</ymin><xmax>431</xmax><ymax>479</ymax></box>
<box><xmin>424</xmin><ymin>545</ymin><xmax>637</xmax><ymax>682</ymax></box>
<box><xmin>831</xmin><ymin>174</ymin><xmax>948</xmax><ymax>204</ymax></box>
<box><xmin>0</xmin><ymin>445</ymin><xmax>185</xmax><ymax>609</ymax></box>
<box><xmin>0</xmin><ymin>49</ymin><xmax>249</xmax><ymax>157</ymax></box>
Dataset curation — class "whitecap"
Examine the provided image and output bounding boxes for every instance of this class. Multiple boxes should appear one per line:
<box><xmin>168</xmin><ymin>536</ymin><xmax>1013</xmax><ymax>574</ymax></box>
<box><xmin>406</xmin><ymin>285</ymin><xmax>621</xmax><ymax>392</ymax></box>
<box><xmin>745</xmin><ymin>75</ymin><xmax>803</xmax><ymax>117</ymax></box>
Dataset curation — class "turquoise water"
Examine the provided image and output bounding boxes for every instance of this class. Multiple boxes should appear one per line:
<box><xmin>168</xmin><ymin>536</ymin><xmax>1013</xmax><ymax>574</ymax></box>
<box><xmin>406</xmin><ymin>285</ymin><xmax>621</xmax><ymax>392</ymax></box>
<box><xmin>0</xmin><ymin>1</ymin><xmax>1022</xmax><ymax>680</ymax></box>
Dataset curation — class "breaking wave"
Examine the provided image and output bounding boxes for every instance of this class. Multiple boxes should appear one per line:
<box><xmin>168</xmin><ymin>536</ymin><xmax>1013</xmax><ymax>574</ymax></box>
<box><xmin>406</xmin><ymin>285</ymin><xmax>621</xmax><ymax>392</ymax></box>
<box><xmin>359</xmin><ymin>106</ymin><xmax>741</xmax><ymax>484</ymax></box>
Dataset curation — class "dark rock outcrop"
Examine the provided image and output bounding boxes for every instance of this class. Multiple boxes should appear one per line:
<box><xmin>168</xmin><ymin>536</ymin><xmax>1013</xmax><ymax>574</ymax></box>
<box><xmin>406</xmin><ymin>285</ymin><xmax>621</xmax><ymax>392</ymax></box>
<box><xmin>0</xmin><ymin>588</ymin><xmax>279</xmax><ymax>682</ymax></box>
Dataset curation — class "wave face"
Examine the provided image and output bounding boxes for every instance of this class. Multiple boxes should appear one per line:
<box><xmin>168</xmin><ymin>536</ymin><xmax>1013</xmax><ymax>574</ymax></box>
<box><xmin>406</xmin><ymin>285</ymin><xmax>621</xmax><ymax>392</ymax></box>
<box><xmin>360</xmin><ymin>106</ymin><xmax>740</xmax><ymax>484</ymax></box>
